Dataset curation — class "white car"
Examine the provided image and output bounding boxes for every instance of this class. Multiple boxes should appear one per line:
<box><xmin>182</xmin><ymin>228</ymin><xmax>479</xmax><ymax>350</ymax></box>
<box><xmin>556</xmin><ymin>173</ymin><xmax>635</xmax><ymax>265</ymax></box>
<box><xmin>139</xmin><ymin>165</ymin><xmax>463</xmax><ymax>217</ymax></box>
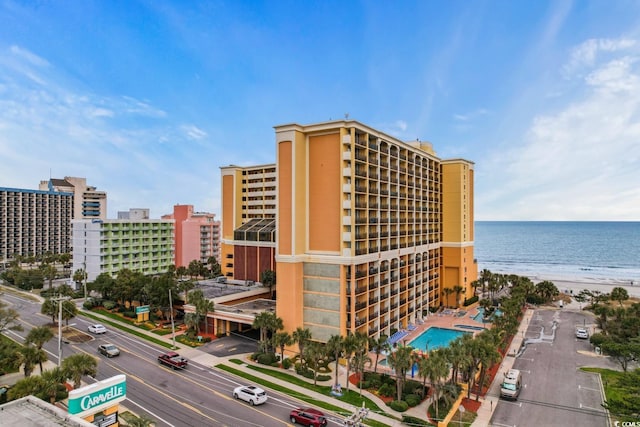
<box><xmin>233</xmin><ymin>385</ymin><xmax>267</xmax><ymax>406</ymax></box>
<box><xmin>576</xmin><ymin>327</ymin><xmax>589</xmax><ymax>339</ymax></box>
<box><xmin>88</xmin><ymin>324</ymin><xmax>107</xmax><ymax>334</ymax></box>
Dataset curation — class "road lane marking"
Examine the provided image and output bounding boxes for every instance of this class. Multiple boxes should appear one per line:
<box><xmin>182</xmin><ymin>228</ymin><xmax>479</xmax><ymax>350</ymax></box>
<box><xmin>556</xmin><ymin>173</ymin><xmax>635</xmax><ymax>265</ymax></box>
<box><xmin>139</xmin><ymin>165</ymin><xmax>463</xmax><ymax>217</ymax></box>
<box><xmin>578</xmin><ymin>385</ymin><xmax>600</xmax><ymax>392</ymax></box>
<box><xmin>123</xmin><ymin>398</ymin><xmax>177</xmax><ymax>427</ymax></box>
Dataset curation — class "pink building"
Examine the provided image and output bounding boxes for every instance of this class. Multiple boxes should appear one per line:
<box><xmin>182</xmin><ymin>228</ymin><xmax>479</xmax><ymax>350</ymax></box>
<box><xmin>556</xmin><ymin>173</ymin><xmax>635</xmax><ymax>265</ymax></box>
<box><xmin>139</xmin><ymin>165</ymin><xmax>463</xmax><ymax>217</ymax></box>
<box><xmin>162</xmin><ymin>205</ymin><xmax>221</xmax><ymax>267</ymax></box>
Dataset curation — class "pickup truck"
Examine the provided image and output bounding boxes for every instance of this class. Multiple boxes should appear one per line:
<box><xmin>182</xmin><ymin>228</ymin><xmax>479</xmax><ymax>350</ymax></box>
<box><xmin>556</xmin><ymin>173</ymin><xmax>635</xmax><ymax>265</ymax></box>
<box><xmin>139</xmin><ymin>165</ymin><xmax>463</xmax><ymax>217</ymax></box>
<box><xmin>158</xmin><ymin>351</ymin><xmax>188</xmax><ymax>369</ymax></box>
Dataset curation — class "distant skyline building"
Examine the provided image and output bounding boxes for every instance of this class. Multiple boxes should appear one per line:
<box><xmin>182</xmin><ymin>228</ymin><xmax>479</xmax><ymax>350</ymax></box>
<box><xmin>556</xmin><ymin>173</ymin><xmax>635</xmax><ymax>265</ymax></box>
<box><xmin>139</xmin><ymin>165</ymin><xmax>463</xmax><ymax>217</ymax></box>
<box><xmin>162</xmin><ymin>204</ymin><xmax>221</xmax><ymax>268</ymax></box>
<box><xmin>117</xmin><ymin>208</ymin><xmax>150</xmax><ymax>220</ymax></box>
<box><xmin>72</xmin><ymin>218</ymin><xmax>174</xmax><ymax>281</ymax></box>
<box><xmin>220</xmin><ymin>164</ymin><xmax>277</xmax><ymax>281</ymax></box>
<box><xmin>0</xmin><ymin>186</ymin><xmax>74</xmax><ymax>261</ymax></box>
<box><xmin>39</xmin><ymin>176</ymin><xmax>107</xmax><ymax>220</ymax></box>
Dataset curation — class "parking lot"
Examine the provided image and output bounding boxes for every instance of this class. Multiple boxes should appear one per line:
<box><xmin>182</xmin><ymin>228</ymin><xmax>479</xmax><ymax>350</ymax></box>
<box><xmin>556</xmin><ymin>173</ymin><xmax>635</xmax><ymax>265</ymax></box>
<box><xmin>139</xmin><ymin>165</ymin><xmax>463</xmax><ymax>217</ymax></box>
<box><xmin>491</xmin><ymin>309</ymin><xmax>619</xmax><ymax>427</ymax></box>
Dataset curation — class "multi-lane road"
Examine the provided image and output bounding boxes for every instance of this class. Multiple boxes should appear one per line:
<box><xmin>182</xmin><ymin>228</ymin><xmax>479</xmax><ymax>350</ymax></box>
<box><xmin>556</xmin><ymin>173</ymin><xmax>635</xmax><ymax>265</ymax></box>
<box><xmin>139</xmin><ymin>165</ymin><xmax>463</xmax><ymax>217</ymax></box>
<box><xmin>1</xmin><ymin>291</ymin><xmax>344</xmax><ymax>427</ymax></box>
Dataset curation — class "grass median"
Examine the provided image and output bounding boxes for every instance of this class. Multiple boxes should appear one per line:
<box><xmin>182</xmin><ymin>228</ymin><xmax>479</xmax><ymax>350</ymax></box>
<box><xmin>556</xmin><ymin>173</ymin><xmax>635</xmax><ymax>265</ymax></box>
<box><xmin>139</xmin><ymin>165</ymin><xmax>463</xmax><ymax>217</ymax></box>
<box><xmin>81</xmin><ymin>310</ymin><xmax>176</xmax><ymax>349</ymax></box>
<box><xmin>219</xmin><ymin>360</ymin><xmax>395</xmax><ymax>427</ymax></box>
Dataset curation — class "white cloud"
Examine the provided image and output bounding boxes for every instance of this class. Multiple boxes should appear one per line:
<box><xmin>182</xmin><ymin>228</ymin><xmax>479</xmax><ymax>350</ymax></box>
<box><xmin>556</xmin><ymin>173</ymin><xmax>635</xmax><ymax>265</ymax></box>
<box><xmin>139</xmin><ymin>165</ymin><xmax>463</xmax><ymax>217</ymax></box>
<box><xmin>0</xmin><ymin>45</ymin><xmax>218</xmax><ymax>218</ymax></box>
<box><xmin>453</xmin><ymin>108</ymin><xmax>488</xmax><ymax>121</ymax></box>
<box><xmin>181</xmin><ymin>124</ymin><xmax>207</xmax><ymax>140</ymax></box>
<box><xmin>479</xmin><ymin>38</ymin><xmax>640</xmax><ymax>220</ymax></box>
<box><xmin>9</xmin><ymin>45</ymin><xmax>50</xmax><ymax>68</ymax></box>
<box><xmin>563</xmin><ymin>37</ymin><xmax>636</xmax><ymax>77</ymax></box>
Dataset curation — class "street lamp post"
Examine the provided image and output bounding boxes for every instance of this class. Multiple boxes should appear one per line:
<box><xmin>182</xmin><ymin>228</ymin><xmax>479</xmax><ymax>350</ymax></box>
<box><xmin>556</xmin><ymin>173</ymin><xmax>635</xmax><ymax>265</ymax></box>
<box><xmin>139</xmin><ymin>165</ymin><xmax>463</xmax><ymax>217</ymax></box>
<box><xmin>168</xmin><ymin>289</ymin><xmax>176</xmax><ymax>349</ymax></box>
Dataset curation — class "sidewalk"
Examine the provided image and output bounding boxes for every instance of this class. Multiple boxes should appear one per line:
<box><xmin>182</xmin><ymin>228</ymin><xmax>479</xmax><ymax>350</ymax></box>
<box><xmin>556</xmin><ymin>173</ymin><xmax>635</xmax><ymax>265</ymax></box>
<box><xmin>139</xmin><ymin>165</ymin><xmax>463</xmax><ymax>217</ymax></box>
<box><xmin>470</xmin><ymin>308</ymin><xmax>535</xmax><ymax>427</ymax></box>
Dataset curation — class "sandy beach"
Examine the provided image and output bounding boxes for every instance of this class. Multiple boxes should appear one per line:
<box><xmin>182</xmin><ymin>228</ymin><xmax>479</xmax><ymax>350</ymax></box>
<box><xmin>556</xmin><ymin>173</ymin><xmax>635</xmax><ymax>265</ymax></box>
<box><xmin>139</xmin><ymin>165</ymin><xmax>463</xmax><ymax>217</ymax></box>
<box><xmin>523</xmin><ymin>273</ymin><xmax>640</xmax><ymax>298</ymax></box>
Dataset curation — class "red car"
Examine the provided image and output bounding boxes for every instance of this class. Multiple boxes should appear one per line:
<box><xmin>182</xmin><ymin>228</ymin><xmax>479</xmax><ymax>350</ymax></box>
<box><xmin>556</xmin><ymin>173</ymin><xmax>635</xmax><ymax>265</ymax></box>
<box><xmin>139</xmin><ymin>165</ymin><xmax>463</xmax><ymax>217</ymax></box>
<box><xmin>289</xmin><ymin>408</ymin><xmax>327</xmax><ymax>426</ymax></box>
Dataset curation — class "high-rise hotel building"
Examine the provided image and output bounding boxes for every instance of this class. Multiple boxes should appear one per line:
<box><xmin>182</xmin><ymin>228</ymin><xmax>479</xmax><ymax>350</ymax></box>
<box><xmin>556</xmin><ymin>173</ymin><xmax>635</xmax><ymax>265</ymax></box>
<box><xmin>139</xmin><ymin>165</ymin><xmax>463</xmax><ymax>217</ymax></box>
<box><xmin>220</xmin><ymin>164</ymin><xmax>277</xmax><ymax>281</ymax></box>
<box><xmin>0</xmin><ymin>186</ymin><xmax>74</xmax><ymax>261</ymax></box>
<box><xmin>222</xmin><ymin>120</ymin><xmax>476</xmax><ymax>342</ymax></box>
<box><xmin>275</xmin><ymin>120</ymin><xmax>476</xmax><ymax>342</ymax></box>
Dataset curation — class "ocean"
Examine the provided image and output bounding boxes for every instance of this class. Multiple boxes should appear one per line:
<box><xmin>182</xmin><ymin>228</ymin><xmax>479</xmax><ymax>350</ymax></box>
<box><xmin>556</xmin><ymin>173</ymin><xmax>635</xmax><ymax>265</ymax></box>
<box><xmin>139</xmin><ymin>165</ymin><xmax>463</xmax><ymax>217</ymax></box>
<box><xmin>474</xmin><ymin>221</ymin><xmax>640</xmax><ymax>283</ymax></box>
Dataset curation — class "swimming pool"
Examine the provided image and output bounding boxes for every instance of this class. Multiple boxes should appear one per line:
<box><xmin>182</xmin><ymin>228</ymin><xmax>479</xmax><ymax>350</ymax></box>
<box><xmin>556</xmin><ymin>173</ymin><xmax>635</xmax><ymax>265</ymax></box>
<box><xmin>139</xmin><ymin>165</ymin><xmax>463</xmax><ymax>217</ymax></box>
<box><xmin>408</xmin><ymin>327</ymin><xmax>469</xmax><ymax>351</ymax></box>
<box><xmin>472</xmin><ymin>307</ymin><xmax>503</xmax><ymax>323</ymax></box>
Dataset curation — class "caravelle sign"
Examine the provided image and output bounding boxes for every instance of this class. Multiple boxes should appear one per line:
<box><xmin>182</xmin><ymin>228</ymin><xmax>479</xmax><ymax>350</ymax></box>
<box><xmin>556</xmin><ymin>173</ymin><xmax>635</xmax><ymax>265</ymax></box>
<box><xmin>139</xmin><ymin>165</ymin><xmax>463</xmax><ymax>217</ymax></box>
<box><xmin>68</xmin><ymin>374</ymin><xmax>127</xmax><ymax>418</ymax></box>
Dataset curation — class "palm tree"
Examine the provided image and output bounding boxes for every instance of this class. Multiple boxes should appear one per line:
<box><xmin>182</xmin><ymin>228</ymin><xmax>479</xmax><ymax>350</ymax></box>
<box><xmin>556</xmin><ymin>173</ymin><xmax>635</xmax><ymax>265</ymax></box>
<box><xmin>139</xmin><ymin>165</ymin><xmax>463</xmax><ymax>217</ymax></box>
<box><xmin>253</xmin><ymin>312</ymin><xmax>282</xmax><ymax>354</ymax></box>
<box><xmin>61</xmin><ymin>299</ymin><xmax>77</xmax><ymax>326</ymax></box>
<box><xmin>260</xmin><ymin>269</ymin><xmax>276</xmax><ymax>299</ymax></box>
<box><xmin>420</xmin><ymin>349</ymin><xmax>449</xmax><ymax>420</ymax></box>
<box><xmin>351</xmin><ymin>351</ymin><xmax>372</xmax><ymax>396</ymax></box>
<box><xmin>386</xmin><ymin>344</ymin><xmax>414</xmax><ymax>402</ymax></box>
<box><xmin>18</xmin><ymin>345</ymin><xmax>48</xmax><ymax>377</ymax></box>
<box><xmin>253</xmin><ymin>312</ymin><xmax>272</xmax><ymax>353</ymax></box>
<box><xmin>452</xmin><ymin>285</ymin><xmax>465</xmax><ymax>308</ymax></box>
<box><xmin>184</xmin><ymin>312</ymin><xmax>202</xmax><ymax>336</ymax></box>
<box><xmin>62</xmin><ymin>353</ymin><xmax>98</xmax><ymax>389</ymax></box>
<box><xmin>7</xmin><ymin>375</ymin><xmax>44</xmax><ymax>401</ymax></box>
<box><xmin>272</xmin><ymin>331</ymin><xmax>292</xmax><ymax>364</ymax></box>
<box><xmin>40</xmin><ymin>366</ymin><xmax>66</xmax><ymax>403</ymax></box>
<box><xmin>369</xmin><ymin>335</ymin><xmax>390</xmax><ymax>374</ymax></box>
<box><xmin>611</xmin><ymin>287</ymin><xmax>629</xmax><ymax>307</ymax></box>
<box><xmin>326</xmin><ymin>334</ymin><xmax>345</xmax><ymax>388</ymax></box>
<box><xmin>303</xmin><ymin>341</ymin><xmax>326</xmax><ymax>386</ymax></box>
<box><xmin>180</xmin><ymin>280</ymin><xmax>197</xmax><ymax>304</ymax></box>
<box><xmin>292</xmin><ymin>327</ymin><xmax>312</xmax><ymax>365</ymax></box>
<box><xmin>40</xmin><ymin>263</ymin><xmax>57</xmax><ymax>290</ymax></box>
<box><xmin>442</xmin><ymin>288</ymin><xmax>454</xmax><ymax>307</ymax></box>
<box><xmin>198</xmin><ymin>299</ymin><xmax>215</xmax><ymax>336</ymax></box>
<box><xmin>25</xmin><ymin>326</ymin><xmax>54</xmax><ymax>372</ymax></box>
<box><xmin>342</xmin><ymin>334</ymin><xmax>360</xmax><ymax>392</ymax></box>
<box><xmin>41</xmin><ymin>299</ymin><xmax>58</xmax><ymax>324</ymax></box>
<box><xmin>474</xmin><ymin>336</ymin><xmax>502</xmax><ymax>401</ymax></box>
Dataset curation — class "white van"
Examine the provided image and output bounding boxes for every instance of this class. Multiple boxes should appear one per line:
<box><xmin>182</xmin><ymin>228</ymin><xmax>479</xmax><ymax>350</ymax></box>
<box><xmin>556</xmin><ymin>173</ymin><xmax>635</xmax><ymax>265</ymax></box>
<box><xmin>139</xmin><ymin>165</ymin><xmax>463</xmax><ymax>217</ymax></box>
<box><xmin>500</xmin><ymin>369</ymin><xmax>522</xmax><ymax>400</ymax></box>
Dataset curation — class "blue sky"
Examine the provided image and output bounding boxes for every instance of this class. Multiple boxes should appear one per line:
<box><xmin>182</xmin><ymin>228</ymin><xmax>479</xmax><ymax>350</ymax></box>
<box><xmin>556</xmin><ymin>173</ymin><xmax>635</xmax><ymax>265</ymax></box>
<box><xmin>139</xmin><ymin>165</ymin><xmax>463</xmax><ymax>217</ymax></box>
<box><xmin>1</xmin><ymin>0</ymin><xmax>639</xmax><ymax>221</ymax></box>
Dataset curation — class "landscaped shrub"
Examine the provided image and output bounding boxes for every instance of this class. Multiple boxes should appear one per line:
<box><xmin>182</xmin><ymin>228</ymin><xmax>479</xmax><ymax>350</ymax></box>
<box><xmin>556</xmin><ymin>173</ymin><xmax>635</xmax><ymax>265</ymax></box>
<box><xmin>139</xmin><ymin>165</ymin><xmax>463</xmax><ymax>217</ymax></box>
<box><xmin>526</xmin><ymin>294</ymin><xmax>545</xmax><ymax>305</ymax></box>
<box><xmin>402</xmin><ymin>415</ymin><xmax>430</xmax><ymax>426</ymax></box>
<box><xmin>463</xmin><ymin>295</ymin><xmax>479</xmax><ymax>306</ymax></box>
<box><xmin>381</xmin><ymin>373</ymin><xmax>395</xmax><ymax>386</ymax></box>
<box><xmin>83</xmin><ymin>300</ymin><xmax>95</xmax><ymax>310</ymax></box>
<box><xmin>388</xmin><ymin>400</ymin><xmax>409</xmax><ymax>412</ymax></box>
<box><xmin>404</xmin><ymin>394</ymin><xmax>421</xmax><ymax>407</ymax></box>
<box><xmin>282</xmin><ymin>358</ymin><xmax>292</xmax><ymax>369</ymax></box>
<box><xmin>378</xmin><ymin>383</ymin><xmax>395</xmax><ymax>397</ymax></box>
<box><xmin>103</xmin><ymin>300</ymin><xmax>116</xmax><ymax>310</ymax></box>
<box><xmin>123</xmin><ymin>311</ymin><xmax>136</xmax><ymax>318</ymax></box>
<box><xmin>316</xmin><ymin>374</ymin><xmax>331</xmax><ymax>382</ymax></box>
<box><xmin>403</xmin><ymin>380</ymin><xmax>423</xmax><ymax>397</ymax></box>
<box><xmin>257</xmin><ymin>352</ymin><xmax>278</xmax><ymax>365</ymax></box>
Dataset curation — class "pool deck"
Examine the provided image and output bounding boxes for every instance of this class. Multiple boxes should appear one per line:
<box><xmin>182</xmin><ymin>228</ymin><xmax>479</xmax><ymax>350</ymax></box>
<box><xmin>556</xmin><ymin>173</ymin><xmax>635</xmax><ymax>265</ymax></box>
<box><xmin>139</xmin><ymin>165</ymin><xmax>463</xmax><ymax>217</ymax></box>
<box><xmin>377</xmin><ymin>303</ymin><xmax>487</xmax><ymax>367</ymax></box>
<box><xmin>393</xmin><ymin>303</ymin><xmax>486</xmax><ymax>347</ymax></box>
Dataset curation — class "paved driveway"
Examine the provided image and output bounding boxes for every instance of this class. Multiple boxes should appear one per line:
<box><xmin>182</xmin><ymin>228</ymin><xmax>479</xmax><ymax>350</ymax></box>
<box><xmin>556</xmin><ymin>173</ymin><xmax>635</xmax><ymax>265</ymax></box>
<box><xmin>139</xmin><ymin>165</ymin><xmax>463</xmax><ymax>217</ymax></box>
<box><xmin>491</xmin><ymin>308</ymin><xmax>618</xmax><ymax>427</ymax></box>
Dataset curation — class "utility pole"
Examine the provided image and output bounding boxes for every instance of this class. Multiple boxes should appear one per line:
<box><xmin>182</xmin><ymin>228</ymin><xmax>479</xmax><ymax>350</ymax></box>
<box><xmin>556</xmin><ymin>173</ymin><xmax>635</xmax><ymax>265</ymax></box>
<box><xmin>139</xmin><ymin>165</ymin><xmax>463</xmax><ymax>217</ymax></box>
<box><xmin>169</xmin><ymin>288</ymin><xmax>176</xmax><ymax>349</ymax></box>
<box><xmin>82</xmin><ymin>260</ymin><xmax>88</xmax><ymax>300</ymax></box>
<box><xmin>52</xmin><ymin>295</ymin><xmax>67</xmax><ymax>366</ymax></box>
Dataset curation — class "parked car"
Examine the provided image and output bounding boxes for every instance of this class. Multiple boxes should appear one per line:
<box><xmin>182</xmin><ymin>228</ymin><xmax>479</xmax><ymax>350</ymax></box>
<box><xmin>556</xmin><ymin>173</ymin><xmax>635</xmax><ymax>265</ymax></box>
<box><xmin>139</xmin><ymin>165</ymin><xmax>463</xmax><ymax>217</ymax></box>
<box><xmin>576</xmin><ymin>327</ymin><xmax>589</xmax><ymax>339</ymax></box>
<box><xmin>233</xmin><ymin>385</ymin><xmax>267</xmax><ymax>406</ymax></box>
<box><xmin>98</xmin><ymin>344</ymin><xmax>120</xmax><ymax>358</ymax></box>
<box><xmin>88</xmin><ymin>324</ymin><xmax>107</xmax><ymax>334</ymax></box>
<box><xmin>289</xmin><ymin>408</ymin><xmax>328</xmax><ymax>426</ymax></box>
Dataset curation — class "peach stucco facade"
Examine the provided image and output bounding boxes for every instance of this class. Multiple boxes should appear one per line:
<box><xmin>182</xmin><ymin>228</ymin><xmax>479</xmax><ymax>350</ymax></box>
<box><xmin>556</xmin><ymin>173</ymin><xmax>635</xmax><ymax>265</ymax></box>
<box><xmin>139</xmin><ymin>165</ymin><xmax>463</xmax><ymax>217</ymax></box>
<box><xmin>272</xmin><ymin>120</ymin><xmax>477</xmax><ymax>342</ymax></box>
<box><xmin>221</xmin><ymin>120</ymin><xmax>477</xmax><ymax>343</ymax></box>
<box><xmin>162</xmin><ymin>204</ymin><xmax>220</xmax><ymax>267</ymax></box>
